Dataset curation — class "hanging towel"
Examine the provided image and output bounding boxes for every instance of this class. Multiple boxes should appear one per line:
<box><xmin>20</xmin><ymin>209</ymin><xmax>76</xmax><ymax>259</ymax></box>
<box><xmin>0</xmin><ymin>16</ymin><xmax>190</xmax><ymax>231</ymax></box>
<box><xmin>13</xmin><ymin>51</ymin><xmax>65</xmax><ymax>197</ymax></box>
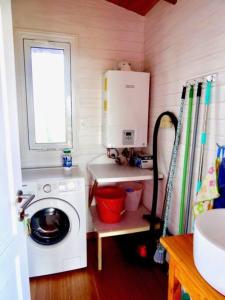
<box><xmin>193</xmin><ymin>200</ymin><xmax>213</xmax><ymax>217</ymax></box>
<box><xmin>193</xmin><ymin>162</ymin><xmax>220</xmax><ymax>218</ymax></box>
<box><xmin>193</xmin><ymin>185</ymin><xmax>217</xmax><ymax>218</ymax></box>
<box><xmin>196</xmin><ymin>164</ymin><xmax>219</xmax><ymax>202</ymax></box>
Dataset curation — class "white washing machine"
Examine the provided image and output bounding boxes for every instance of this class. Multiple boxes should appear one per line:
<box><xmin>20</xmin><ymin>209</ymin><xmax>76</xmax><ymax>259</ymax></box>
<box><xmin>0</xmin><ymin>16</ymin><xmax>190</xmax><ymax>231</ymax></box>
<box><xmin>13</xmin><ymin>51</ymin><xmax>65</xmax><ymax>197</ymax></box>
<box><xmin>22</xmin><ymin>167</ymin><xmax>87</xmax><ymax>277</ymax></box>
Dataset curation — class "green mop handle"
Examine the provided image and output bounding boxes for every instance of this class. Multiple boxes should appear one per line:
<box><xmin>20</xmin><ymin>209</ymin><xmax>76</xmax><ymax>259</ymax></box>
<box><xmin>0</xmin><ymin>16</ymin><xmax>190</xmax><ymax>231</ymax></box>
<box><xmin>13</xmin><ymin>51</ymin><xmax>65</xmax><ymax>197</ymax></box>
<box><xmin>179</xmin><ymin>85</ymin><xmax>194</xmax><ymax>234</ymax></box>
<box><xmin>196</xmin><ymin>80</ymin><xmax>212</xmax><ymax>193</ymax></box>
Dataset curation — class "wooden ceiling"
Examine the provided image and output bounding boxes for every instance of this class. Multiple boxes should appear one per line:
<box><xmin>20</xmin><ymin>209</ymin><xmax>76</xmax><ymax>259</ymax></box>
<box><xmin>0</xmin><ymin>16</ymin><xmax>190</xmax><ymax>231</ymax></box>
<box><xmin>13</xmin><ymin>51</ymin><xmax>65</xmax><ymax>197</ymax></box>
<box><xmin>106</xmin><ymin>0</ymin><xmax>177</xmax><ymax>16</ymax></box>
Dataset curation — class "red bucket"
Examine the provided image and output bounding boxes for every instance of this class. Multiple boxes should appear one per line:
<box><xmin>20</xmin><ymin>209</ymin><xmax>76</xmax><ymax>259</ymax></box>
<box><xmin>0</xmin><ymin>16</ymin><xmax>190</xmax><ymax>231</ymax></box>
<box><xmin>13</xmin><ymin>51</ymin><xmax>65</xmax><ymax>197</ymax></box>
<box><xmin>95</xmin><ymin>186</ymin><xmax>126</xmax><ymax>223</ymax></box>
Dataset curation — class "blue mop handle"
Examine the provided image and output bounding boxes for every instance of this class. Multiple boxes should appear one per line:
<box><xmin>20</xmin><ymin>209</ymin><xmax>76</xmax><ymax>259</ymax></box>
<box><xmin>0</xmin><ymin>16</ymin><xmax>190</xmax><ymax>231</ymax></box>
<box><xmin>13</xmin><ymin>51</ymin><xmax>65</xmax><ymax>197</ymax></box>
<box><xmin>196</xmin><ymin>80</ymin><xmax>212</xmax><ymax>193</ymax></box>
<box><xmin>196</xmin><ymin>180</ymin><xmax>202</xmax><ymax>194</ymax></box>
<box><xmin>200</xmin><ymin>80</ymin><xmax>212</xmax><ymax>144</ymax></box>
<box><xmin>205</xmin><ymin>80</ymin><xmax>212</xmax><ymax>105</ymax></box>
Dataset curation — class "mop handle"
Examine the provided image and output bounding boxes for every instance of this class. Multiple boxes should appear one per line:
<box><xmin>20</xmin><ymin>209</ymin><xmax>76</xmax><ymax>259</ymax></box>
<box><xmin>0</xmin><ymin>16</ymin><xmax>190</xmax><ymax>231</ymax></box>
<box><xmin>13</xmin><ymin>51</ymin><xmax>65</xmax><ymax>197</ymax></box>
<box><xmin>196</xmin><ymin>80</ymin><xmax>212</xmax><ymax>193</ymax></box>
<box><xmin>162</xmin><ymin>86</ymin><xmax>187</xmax><ymax>238</ymax></box>
<box><xmin>184</xmin><ymin>82</ymin><xmax>202</xmax><ymax>233</ymax></box>
<box><xmin>179</xmin><ymin>85</ymin><xmax>194</xmax><ymax>234</ymax></box>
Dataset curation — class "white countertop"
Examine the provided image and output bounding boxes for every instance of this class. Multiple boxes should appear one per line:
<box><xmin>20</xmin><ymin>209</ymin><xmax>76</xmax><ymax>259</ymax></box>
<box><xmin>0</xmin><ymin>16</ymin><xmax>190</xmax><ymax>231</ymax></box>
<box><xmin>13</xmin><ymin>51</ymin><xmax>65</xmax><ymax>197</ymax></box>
<box><xmin>22</xmin><ymin>166</ymin><xmax>84</xmax><ymax>182</ymax></box>
<box><xmin>88</xmin><ymin>163</ymin><xmax>163</xmax><ymax>183</ymax></box>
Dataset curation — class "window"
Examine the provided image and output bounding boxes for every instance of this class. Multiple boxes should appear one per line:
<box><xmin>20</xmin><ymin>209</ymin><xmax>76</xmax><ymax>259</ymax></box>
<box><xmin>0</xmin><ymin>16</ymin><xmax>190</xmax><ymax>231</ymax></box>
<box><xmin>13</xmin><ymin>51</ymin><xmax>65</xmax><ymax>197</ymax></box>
<box><xmin>23</xmin><ymin>39</ymin><xmax>72</xmax><ymax>150</ymax></box>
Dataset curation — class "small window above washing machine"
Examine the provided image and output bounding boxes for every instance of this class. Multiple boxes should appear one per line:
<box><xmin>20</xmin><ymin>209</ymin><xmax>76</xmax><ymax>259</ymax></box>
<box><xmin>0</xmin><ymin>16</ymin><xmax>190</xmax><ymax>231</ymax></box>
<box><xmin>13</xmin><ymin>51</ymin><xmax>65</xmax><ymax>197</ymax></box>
<box><xmin>15</xmin><ymin>30</ymin><xmax>79</xmax><ymax>168</ymax></box>
<box><xmin>23</xmin><ymin>39</ymin><xmax>72</xmax><ymax>151</ymax></box>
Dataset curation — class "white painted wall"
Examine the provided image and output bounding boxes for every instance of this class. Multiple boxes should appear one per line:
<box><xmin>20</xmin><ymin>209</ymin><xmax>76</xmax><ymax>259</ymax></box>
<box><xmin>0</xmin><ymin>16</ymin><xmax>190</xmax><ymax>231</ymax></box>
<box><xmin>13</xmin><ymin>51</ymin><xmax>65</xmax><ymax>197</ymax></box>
<box><xmin>12</xmin><ymin>0</ymin><xmax>144</xmax><ymax>231</ymax></box>
<box><xmin>145</xmin><ymin>0</ymin><xmax>225</xmax><ymax>233</ymax></box>
<box><xmin>12</xmin><ymin>0</ymin><xmax>144</xmax><ymax>169</ymax></box>
<box><xmin>13</xmin><ymin>0</ymin><xmax>225</xmax><ymax>234</ymax></box>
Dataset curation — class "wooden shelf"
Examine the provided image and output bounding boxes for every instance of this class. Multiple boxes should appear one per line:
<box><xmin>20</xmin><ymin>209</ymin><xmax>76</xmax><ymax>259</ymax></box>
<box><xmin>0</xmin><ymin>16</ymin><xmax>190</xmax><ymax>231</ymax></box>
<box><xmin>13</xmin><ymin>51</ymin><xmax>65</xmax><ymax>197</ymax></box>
<box><xmin>88</xmin><ymin>163</ymin><xmax>163</xmax><ymax>270</ymax></box>
<box><xmin>91</xmin><ymin>205</ymin><xmax>159</xmax><ymax>270</ymax></box>
<box><xmin>90</xmin><ymin>205</ymin><xmax>152</xmax><ymax>238</ymax></box>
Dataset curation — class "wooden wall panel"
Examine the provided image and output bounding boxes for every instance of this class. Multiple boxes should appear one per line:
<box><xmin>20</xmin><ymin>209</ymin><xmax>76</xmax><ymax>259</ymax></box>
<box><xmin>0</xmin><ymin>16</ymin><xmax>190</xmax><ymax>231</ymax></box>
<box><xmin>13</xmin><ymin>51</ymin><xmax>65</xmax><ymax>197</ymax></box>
<box><xmin>144</xmin><ymin>0</ymin><xmax>225</xmax><ymax>234</ymax></box>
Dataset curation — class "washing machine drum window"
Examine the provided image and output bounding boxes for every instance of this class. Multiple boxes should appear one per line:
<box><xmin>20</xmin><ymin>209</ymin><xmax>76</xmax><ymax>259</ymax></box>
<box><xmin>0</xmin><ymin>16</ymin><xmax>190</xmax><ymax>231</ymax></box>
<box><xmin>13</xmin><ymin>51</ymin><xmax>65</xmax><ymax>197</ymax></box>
<box><xmin>30</xmin><ymin>208</ymin><xmax>70</xmax><ymax>245</ymax></box>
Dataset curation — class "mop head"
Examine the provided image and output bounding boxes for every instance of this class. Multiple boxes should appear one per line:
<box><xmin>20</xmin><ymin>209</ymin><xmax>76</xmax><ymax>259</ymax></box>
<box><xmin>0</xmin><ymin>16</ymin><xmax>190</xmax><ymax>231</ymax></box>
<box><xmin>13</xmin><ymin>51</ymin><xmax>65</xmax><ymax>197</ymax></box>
<box><xmin>153</xmin><ymin>243</ymin><xmax>166</xmax><ymax>264</ymax></box>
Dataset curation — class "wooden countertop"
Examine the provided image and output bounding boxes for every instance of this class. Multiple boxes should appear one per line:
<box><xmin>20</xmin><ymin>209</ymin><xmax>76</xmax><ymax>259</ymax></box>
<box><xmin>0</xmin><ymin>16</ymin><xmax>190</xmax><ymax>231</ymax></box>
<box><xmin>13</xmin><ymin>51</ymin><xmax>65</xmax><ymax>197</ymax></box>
<box><xmin>161</xmin><ymin>234</ymin><xmax>225</xmax><ymax>299</ymax></box>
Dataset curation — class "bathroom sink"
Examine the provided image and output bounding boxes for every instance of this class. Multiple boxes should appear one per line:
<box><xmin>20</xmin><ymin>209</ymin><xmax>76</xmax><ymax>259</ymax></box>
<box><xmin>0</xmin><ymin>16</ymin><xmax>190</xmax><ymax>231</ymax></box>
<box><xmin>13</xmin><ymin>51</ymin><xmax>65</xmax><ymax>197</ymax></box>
<box><xmin>194</xmin><ymin>209</ymin><xmax>225</xmax><ymax>296</ymax></box>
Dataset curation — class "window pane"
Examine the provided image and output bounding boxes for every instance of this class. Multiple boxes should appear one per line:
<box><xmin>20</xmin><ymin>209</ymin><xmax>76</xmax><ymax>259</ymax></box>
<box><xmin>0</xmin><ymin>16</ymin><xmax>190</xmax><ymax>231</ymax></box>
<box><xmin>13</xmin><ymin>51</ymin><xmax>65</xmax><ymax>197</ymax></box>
<box><xmin>31</xmin><ymin>47</ymin><xmax>66</xmax><ymax>144</ymax></box>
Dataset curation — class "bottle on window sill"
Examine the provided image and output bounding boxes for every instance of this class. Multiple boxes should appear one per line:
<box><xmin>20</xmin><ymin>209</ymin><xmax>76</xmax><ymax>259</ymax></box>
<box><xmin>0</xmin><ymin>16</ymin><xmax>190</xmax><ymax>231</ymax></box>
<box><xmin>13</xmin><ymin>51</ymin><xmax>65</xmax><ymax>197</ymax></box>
<box><xmin>62</xmin><ymin>148</ymin><xmax>72</xmax><ymax>171</ymax></box>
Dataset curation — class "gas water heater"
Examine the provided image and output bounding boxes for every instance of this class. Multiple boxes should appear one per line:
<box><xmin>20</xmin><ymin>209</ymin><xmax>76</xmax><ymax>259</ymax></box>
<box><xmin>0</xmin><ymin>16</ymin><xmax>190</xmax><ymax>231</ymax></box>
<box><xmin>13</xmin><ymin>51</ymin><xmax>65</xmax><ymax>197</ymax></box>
<box><xmin>102</xmin><ymin>70</ymin><xmax>150</xmax><ymax>148</ymax></box>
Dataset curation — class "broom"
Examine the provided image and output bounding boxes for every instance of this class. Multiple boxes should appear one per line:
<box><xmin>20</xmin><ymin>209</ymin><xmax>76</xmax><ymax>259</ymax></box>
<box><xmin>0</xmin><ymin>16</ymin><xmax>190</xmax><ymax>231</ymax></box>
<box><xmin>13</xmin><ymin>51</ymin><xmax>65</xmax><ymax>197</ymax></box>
<box><xmin>154</xmin><ymin>85</ymin><xmax>187</xmax><ymax>264</ymax></box>
<box><xmin>178</xmin><ymin>85</ymin><xmax>194</xmax><ymax>234</ymax></box>
<box><xmin>184</xmin><ymin>82</ymin><xmax>202</xmax><ymax>233</ymax></box>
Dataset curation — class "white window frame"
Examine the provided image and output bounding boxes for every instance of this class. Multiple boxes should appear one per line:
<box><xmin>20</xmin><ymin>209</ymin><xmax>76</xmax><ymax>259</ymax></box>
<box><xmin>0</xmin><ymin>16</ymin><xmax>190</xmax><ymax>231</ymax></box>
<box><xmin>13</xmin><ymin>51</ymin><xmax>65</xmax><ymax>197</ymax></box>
<box><xmin>23</xmin><ymin>39</ymin><xmax>72</xmax><ymax>150</ymax></box>
<box><xmin>14</xmin><ymin>30</ymin><xmax>78</xmax><ymax>168</ymax></box>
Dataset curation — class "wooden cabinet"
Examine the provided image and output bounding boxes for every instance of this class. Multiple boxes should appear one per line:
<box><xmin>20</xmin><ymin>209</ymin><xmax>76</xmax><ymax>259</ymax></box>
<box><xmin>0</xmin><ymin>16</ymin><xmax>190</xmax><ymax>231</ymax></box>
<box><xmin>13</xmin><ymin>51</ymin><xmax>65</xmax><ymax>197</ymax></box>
<box><xmin>161</xmin><ymin>234</ymin><xmax>225</xmax><ymax>300</ymax></box>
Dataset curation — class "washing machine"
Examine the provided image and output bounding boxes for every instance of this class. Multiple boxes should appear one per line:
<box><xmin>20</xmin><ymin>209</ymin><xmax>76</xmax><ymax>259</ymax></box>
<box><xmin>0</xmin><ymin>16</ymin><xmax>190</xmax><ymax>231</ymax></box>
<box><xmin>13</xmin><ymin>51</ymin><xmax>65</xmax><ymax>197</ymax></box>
<box><xmin>22</xmin><ymin>167</ymin><xmax>87</xmax><ymax>277</ymax></box>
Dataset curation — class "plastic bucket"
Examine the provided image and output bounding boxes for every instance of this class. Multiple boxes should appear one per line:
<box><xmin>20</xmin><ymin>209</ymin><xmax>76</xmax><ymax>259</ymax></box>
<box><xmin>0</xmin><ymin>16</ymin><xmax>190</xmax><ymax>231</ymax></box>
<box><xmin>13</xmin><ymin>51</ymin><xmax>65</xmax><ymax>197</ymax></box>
<box><xmin>118</xmin><ymin>182</ymin><xmax>143</xmax><ymax>211</ymax></box>
<box><xmin>95</xmin><ymin>186</ymin><xmax>126</xmax><ymax>223</ymax></box>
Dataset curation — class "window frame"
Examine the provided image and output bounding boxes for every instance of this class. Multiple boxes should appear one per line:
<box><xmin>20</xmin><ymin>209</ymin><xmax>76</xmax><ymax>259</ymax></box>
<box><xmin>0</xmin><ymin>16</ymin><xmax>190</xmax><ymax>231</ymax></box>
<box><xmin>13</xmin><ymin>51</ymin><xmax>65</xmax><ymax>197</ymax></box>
<box><xmin>23</xmin><ymin>39</ymin><xmax>72</xmax><ymax>150</ymax></box>
<box><xmin>14</xmin><ymin>30</ymin><xmax>78</xmax><ymax>168</ymax></box>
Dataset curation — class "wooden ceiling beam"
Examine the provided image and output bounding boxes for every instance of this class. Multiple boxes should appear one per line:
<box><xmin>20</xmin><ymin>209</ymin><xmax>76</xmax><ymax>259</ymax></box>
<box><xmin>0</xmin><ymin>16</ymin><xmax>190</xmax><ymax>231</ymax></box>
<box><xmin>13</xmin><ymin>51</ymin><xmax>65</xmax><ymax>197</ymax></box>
<box><xmin>163</xmin><ymin>0</ymin><xmax>177</xmax><ymax>4</ymax></box>
<box><xmin>106</xmin><ymin>0</ymin><xmax>177</xmax><ymax>16</ymax></box>
<box><xmin>106</xmin><ymin>0</ymin><xmax>160</xmax><ymax>16</ymax></box>
<box><xmin>128</xmin><ymin>0</ymin><xmax>160</xmax><ymax>16</ymax></box>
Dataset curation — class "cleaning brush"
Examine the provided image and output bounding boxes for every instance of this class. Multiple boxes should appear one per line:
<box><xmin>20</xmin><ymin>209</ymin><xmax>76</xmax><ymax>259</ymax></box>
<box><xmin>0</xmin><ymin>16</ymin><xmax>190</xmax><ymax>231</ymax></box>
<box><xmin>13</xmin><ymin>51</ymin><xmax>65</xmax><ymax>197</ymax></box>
<box><xmin>154</xmin><ymin>85</ymin><xmax>187</xmax><ymax>264</ymax></box>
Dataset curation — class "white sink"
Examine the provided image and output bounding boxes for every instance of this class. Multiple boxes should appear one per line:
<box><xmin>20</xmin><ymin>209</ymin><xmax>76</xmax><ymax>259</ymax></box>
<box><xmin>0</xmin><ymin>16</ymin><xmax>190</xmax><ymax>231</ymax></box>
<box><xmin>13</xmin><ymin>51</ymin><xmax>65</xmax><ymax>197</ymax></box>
<box><xmin>194</xmin><ymin>209</ymin><xmax>225</xmax><ymax>296</ymax></box>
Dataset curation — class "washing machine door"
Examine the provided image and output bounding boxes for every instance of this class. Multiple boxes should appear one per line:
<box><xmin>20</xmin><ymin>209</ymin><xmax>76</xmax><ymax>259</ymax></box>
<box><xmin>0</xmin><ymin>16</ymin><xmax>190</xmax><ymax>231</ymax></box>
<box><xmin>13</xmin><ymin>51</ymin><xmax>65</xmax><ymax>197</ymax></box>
<box><xmin>27</xmin><ymin>198</ymin><xmax>80</xmax><ymax>246</ymax></box>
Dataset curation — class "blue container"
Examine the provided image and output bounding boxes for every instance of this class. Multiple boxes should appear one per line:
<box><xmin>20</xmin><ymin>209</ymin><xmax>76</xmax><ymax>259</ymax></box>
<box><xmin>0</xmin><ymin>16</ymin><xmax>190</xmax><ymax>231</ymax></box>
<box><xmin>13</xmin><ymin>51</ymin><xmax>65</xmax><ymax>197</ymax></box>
<box><xmin>63</xmin><ymin>148</ymin><xmax>72</xmax><ymax>170</ymax></box>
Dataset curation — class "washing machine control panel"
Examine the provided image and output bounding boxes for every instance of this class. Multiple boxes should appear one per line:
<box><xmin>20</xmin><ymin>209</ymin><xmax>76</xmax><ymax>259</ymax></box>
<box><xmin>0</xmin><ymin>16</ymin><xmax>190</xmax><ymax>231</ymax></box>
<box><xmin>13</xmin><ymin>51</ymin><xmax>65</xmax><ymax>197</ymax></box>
<box><xmin>59</xmin><ymin>181</ymin><xmax>77</xmax><ymax>192</ymax></box>
<box><xmin>22</xmin><ymin>179</ymin><xmax>84</xmax><ymax>199</ymax></box>
<box><xmin>43</xmin><ymin>184</ymin><xmax>51</xmax><ymax>193</ymax></box>
<box><xmin>35</xmin><ymin>180</ymin><xmax>83</xmax><ymax>196</ymax></box>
